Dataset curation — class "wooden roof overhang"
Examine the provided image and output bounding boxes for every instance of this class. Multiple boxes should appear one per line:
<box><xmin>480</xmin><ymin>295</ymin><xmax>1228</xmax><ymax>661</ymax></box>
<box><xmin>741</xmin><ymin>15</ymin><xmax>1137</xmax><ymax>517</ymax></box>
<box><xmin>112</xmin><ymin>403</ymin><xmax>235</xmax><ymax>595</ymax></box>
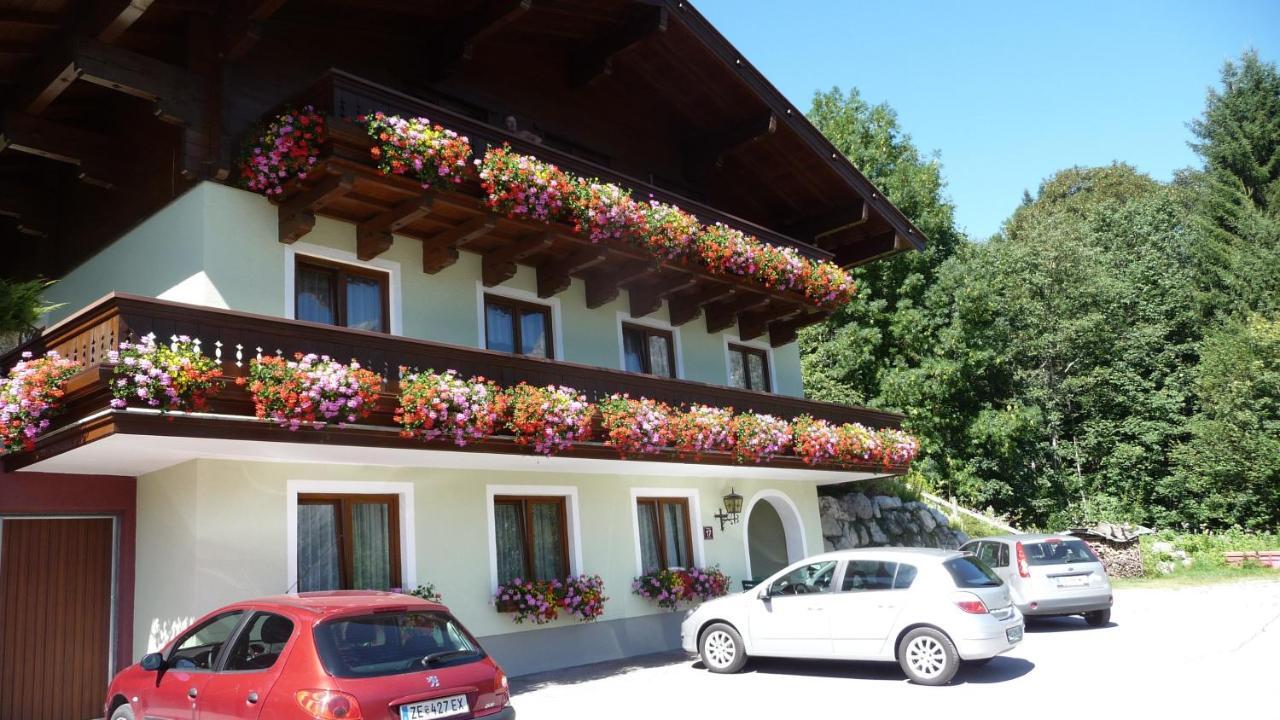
<box><xmin>0</xmin><ymin>293</ymin><xmax>910</xmax><ymax>476</ymax></box>
<box><xmin>0</xmin><ymin>0</ymin><xmax>924</xmax><ymax>282</ymax></box>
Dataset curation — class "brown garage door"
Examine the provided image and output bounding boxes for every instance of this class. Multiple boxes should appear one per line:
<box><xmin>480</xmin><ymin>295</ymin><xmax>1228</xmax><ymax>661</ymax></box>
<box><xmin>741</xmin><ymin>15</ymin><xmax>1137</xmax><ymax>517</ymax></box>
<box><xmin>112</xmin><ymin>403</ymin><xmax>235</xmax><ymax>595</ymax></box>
<box><xmin>0</xmin><ymin>517</ymin><xmax>114</xmax><ymax>720</ymax></box>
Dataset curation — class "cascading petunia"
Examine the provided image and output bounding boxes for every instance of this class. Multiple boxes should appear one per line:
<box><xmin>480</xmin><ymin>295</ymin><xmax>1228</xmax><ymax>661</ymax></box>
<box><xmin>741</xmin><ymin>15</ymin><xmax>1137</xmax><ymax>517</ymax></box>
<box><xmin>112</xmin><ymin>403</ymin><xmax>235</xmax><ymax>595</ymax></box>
<box><xmin>238</xmin><ymin>106</ymin><xmax>324</xmax><ymax>195</ymax></box>
<box><xmin>504</xmin><ymin>383</ymin><xmax>593</xmax><ymax>456</ymax></box>
<box><xmin>598</xmin><ymin>393</ymin><xmax>673</xmax><ymax>457</ymax></box>
<box><xmin>361</xmin><ymin>112</ymin><xmax>472</xmax><ymax>189</ymax></box>
<box><xmin>109</xmin><ymin>335</ymin><xmax>222</xmax><ymax>414</ymax></box>
<box><xmin>729</xmin><ymin>411</ymin><xmax>793</xmax><ymax>464</ymax></box>
<box><xmin>239</xmin><ymin>353</ymin><xmax>381</xmax><ymax>431</ymax></box>
<box><xmin>397</xmin><ymin>368</ymin><xmax>506</xmax><ymax>447</ymax></box>
<box><xmin>0</xmin><ymin>351</ymin><xmax>81</xmax><ymax>455</ymax></box>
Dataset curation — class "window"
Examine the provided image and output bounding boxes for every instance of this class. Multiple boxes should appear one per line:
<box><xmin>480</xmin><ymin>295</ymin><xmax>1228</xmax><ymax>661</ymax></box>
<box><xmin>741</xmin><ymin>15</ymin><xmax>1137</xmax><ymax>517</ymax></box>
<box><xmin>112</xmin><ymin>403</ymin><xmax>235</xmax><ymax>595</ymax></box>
<box><xmin>768</xmin><ymin>561</ymin><xmax>837</xmax><ymax>595</ymax></box>
<box><xmin>493</xmin><ymin>496</ymin><xmax>569</xmax><ymax>583</ymax></box>
<box><xmin>943</xmin><ymin>556</ymin><xmax>1003</xmax><ymax>588</ymax></box>
<box><xmin>622</xmin><ymin>323</ymin><xmax>676</xmax><ymax>377</ymax></box>
<box><xmin>223</xmin><ymin>612</ymin><xmax>294</xmax><ymax>671</ymax></box>
<box><xmin>314</xmin><ymin>611</ymin><xmax>483</xmax><ymax>678</ymax></box>
<box><xmin>893</xmin><ymin>563</ymin><xmax>919</xmax><ymax>589</ymax></box>
<box><xmin>1023</xmin><ymin>539</ymin><xmax>1098</xmax><ymax>566</ymax></box>
<box><xmin>728</xmin><ymin>344</ymin><xmax>770</xmax><ymax>392</ymax></box>
<box><xmin>297</xmin><ymin>494</ymin><xmax>401</xmax><ymax>592</ymax></box>
<box><xmin>841</xmin><ymin>560</ymin><xmax>897</xmax><ymax>591</ymax></box>
<box><xmin>168</xmin><ymin>611</ymin><xmax>244</xmax><ymax>670</ymax></box>
<box><xmin>636</xmin><ymin>498</ymin><xmax>693</xmax><ymax>572</ymax></box>
<box><xmin>484</xmin><ymin>295</ymin><xmax>552</xmax><ymax>358</ymax></box>
<box><xmin>975</xmin><ymin>542</ymin><xmax>1005</xmax><ymax>569</ymax></box>
<box><xmin>295</xmin><ymin>256</ymin><xmax>389</xmax><ymax>332</ymax></box>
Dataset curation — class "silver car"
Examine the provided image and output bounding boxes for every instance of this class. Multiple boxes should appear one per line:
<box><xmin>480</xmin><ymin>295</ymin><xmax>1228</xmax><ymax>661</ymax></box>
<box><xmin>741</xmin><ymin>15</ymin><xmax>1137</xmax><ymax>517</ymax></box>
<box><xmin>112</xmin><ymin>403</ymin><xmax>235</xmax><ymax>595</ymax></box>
<box><xmin>960</xmin><ymin>534</ymin><xmax>1113</xmax><ymax>626</ymax></box>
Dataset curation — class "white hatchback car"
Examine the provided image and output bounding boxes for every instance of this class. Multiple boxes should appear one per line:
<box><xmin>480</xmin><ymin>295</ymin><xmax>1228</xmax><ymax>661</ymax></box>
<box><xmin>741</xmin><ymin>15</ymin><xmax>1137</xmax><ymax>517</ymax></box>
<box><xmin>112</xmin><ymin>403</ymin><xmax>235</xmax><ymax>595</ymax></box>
<box><xmin>680</xmin><ymin>548</ymin><xmax>1024</xmax><ymax>685</ymax></box>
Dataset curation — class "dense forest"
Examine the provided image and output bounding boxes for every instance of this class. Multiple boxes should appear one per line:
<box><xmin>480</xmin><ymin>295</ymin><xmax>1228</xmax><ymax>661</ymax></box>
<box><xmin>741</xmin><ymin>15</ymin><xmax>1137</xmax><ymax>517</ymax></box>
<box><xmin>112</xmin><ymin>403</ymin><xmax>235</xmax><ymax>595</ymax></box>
<box><xmin>802</xmin><ymin>50</ymin><xmax>1280</xmax><ymax>532</ymax></box>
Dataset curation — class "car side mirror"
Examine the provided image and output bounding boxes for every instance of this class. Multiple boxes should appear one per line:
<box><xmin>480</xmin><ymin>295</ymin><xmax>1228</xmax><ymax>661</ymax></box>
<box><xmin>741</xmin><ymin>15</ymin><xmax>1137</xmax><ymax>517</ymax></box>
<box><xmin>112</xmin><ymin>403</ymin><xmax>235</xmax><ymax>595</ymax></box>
<box><xmin>140</xmin><ymin>652</ymin><xmax>165</xmax><ymax>672</ymax></box>
<box><xmin>757</xmin><ymin>586</ymin><xmax>772</xmax><ymax>601</ymax></box>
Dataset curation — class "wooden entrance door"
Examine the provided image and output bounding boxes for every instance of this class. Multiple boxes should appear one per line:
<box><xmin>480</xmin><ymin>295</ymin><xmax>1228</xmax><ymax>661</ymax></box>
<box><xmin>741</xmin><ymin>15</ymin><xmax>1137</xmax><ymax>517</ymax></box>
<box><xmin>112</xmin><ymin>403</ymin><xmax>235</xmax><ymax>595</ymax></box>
<box><xmin>0</xmin><ymin>517</ymin><xmax>115</xmax><ymax>720</ymax></box>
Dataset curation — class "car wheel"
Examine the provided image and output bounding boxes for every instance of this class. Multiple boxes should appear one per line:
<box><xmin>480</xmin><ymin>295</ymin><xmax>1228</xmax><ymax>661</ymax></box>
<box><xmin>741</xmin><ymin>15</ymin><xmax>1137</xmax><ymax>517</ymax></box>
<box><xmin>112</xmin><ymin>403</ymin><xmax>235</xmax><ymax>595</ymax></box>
<box><xmin>897</xmin><ymin>627</ymin><xmax>960</xmax><ymax>686</ymax></box>
<box><xmin>699</xmin><ymin>623</ymin><xmax>748</xmax><ymax>674</ymax></box>
<box><xmin>1084</xmin><ymin>609</ymin><xmax>1111</xmax><ymax>627</ymax></box>
<box><xmin>110</xmin><ymin>703</ymin><xmax>135</xmax><ymax>720</ymax></box>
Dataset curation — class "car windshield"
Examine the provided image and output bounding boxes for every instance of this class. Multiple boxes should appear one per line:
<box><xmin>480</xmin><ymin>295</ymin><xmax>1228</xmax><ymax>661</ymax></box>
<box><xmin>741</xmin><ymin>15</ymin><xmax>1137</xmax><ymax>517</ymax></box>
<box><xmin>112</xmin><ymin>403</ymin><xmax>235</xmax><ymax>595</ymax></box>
<box><xmin>945</xmin><ymin>556</ymin><xmax>1003</xmax><ymax>588</ymax></box>
<box><xmin>1024</xmin><ymin>539</ymin><xmax>1097</xmax><ymax>566</ymax></box>
<box><xmin>314</xmin><ymin>611</ymin><xmax>484</xmax><ymax>678</ymax></box>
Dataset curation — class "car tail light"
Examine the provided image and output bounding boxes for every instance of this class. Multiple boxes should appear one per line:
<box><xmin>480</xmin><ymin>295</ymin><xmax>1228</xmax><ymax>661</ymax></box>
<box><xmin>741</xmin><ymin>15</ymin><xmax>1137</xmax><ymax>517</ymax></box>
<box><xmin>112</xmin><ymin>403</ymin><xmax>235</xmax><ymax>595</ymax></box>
<box><xmin>295</xmin><ymin>689</ymin><xmax>363</xmax><ymax>719</ymax></box>
<box><xmin>495</xmin><ymin>667</ymin><xmax>509</xmax><ymax>695</ymax></box>
<box><xmin>954</xmin><ymin>592</ymin><xmax>989</xmax><ymax>614</ymax></box>
<box><xmin>1015</xmin><ymin>542</ymin><xmax>1030</xmax><ymax>578</ymax></box>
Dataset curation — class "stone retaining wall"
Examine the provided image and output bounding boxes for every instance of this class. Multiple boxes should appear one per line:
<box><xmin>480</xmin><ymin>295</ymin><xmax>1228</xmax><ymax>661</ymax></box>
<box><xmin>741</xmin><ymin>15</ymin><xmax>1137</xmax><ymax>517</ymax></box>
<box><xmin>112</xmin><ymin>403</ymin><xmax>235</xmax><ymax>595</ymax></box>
<box><xmin>819</xmin><ymin>492</ymin><xmax>970</xmax><ymax>551</ymax></box>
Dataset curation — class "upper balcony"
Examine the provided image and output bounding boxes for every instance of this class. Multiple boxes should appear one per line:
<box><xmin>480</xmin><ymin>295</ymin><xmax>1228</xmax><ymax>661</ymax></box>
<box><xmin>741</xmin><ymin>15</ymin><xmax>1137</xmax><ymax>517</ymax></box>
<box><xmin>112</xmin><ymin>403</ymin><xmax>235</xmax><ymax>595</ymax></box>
<box><xmin>263</xmin><ymin>70</ymin><xmax>839</xmax><ymax>348</ymax></box>
<box><xmin>2</xmin><ymin>293</ymin><xmax>908</xmax><ymax>479</ymax></box>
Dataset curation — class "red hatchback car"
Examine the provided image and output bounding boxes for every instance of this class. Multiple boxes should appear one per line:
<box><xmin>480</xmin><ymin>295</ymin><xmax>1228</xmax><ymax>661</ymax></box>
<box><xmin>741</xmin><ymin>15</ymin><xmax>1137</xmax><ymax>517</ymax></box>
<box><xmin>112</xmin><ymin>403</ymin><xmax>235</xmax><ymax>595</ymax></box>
<box><xmin>104</xmin><ymin>591</ymin><xmax>514</xmax><ymax>720</ymax></box>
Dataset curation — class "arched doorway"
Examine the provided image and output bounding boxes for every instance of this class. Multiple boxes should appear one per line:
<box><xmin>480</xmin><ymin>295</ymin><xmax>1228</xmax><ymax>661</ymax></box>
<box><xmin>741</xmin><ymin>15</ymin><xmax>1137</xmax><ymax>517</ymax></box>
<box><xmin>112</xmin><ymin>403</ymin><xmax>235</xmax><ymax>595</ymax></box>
<box><xmin>743</xmin><ymin>490</ymin><xmax>807</xmax><ymax>584</ymax></box>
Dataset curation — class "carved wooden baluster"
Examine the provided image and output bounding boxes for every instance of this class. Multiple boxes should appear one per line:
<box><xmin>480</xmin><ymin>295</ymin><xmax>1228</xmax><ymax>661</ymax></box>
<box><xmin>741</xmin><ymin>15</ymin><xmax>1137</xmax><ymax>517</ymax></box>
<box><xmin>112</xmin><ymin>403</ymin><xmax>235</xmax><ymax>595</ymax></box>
<box><xmin>235</xmin><ymin>344</ymin><xmax>244</xmax><ymax>368</ymax></box>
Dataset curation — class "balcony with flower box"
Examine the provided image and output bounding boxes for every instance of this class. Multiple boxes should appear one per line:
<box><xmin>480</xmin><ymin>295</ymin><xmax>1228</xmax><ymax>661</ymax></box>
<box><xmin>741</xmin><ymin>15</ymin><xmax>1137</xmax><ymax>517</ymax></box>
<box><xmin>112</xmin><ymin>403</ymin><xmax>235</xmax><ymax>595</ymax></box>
<box><xmin>1</xmin><ymin>293</ymin><xmax>913</xmax><ymax>479</ymax></box>
<box><xmin>250</xmin><ymin>69</ymin><xmax>871</xmax><ymax>348</ymax></box>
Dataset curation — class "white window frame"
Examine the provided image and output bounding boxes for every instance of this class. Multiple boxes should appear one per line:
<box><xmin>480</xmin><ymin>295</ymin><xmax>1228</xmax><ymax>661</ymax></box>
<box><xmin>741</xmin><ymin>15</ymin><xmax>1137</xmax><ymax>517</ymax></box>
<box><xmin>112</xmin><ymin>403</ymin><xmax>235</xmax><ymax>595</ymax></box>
<box><xmin>628</xmin><ymin>487</ymin><xmax>705</xmax><ymax>576</ymax></box>
<box><xmin>284</xmin><ymin>242</ymin><xmax>403</xmax><ymax>335</ymax></box>
<box><xmin>616</xmin><ymin>309</ymin><xmax>684</xmax><ymax>379</ymax></box>
<box><xmin>476</xmin><ymin>281</ymin><xmax>565</xmax><ymax>360</ymax></box>
<box><xmin>285</xmin><ymin>479</ymin><xmax>416</xmax><ymax>593</ymax></box>
<box><xmin>723</xmin><ymin>334</ymin><xmax>777</xmax><ymax>393</ymax></box>
<box><xmin>485</xmin><ymin>484</ymin><xmax>582</xmax><ymax>595</ymax></box>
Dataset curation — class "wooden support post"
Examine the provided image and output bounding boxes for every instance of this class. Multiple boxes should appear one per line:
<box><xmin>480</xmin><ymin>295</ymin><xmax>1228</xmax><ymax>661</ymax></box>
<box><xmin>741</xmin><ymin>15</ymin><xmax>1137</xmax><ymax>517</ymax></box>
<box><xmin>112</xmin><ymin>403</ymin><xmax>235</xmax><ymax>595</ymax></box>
<box><xmin>356</xmin><ymin>196</ymin><xmax>434</xmax><ymax>260</ymax></box>
<box><xmin>421</xmin><ymin>214</ymin><xmax>497</xmax><ymax>273</ymax></box>
<box><xmin>277</xmin><ymin>173</ymin><xmax>353</xmax><ymax>244</ymax></box>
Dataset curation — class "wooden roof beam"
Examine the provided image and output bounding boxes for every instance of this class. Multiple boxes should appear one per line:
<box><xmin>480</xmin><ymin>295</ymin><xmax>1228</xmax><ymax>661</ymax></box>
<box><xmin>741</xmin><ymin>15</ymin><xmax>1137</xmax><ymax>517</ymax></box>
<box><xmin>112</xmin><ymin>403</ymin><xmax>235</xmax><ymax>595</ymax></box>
<box><xmin>278</xmin><ymin>173</ymin><xmax>354</xmax><ymax>243</ymax></box>
<box><xmin>356</xmin><ymin>195</ymin><xmax>434</xmax><ymax>261</ymax></box>
<box><xmin>769</xmin><ymin>311</ymin><xmax>830</xmax><ymax>348</ymax></box>
<box><xmin>0</xmin><ymin>179</ymin><xmax>53</xmax><ymax>237</ymax></box>
<box><xmin>0</xmin><ymin>112</ymin><xmax>124</xmax><ymax>188</ymax></box>
<box><xmin>95</xmin><ymin>1</ymin><xmax>158</xmax><ymax>44</ymax></box>
<box><xmin>668</xmin><ymin>283</ymin><xmax>735</xmax><ymax>326</ymax></box>
<box><xmin>422</xmin><ymin>214</ymin><xmax>498</xmax><ymax>273</ymax></box>
<box><xmin>221</xmin><ymin>0</ymin><xmax>291</xmax><ymax>60</ymax></box>
<box><xmin>570</xmin><ymin>5</ymin><xmax>668</xmax><ymax>88</ymax></box>
<box><xmin>739</xmin><ymin>304</ymin><xmax>802</xmax><ymax>343</ymax></box>
<box><xmin>783</xmin><ymin>200</ymin><xmax>869</xmax><ymax>246</ymax></box>
<box><xmin>483</xmin><ymin>231</ymin><xmax>554</xmax><ymax>287</ymax></box>
<box><xmin>834</xmin><ymin>231</ymin><xmax>912</xmax><ymax>268</ymax></box>
<box><xmin>0</xmin><ymin>10</ymin><xmax>67</xmax><ymax>29</ymax></box>
<box><xmin>686</xmin><ymin>112</ymin><xmax>777</xmax><ymax>177</ymax></box>
<box><xmin>424</xmin><ymin>0</ymin><xmax>532</xmax><ymax>80</ymax></box>
<box><xmin>537</xmin><ymin>247</ymin><xmax>608</xmax><ymax>298</ymax></box>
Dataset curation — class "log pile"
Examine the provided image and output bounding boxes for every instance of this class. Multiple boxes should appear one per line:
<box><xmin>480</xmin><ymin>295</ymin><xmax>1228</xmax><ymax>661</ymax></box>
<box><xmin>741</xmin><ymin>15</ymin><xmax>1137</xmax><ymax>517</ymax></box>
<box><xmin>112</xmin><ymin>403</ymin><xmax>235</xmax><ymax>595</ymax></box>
<box><xmin>1082</xmin><ymin>539</ymin><xmax>1145</xmax><ymax>578</ymax></box>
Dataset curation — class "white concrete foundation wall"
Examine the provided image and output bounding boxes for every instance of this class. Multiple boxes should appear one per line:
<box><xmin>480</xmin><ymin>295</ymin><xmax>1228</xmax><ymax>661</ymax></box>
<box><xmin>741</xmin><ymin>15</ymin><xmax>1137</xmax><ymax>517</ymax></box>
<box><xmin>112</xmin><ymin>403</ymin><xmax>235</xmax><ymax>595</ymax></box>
<box><xmin>133</xmin><ymin>458</ymin><xmax>824</xmax><ymax>673</ymax></box>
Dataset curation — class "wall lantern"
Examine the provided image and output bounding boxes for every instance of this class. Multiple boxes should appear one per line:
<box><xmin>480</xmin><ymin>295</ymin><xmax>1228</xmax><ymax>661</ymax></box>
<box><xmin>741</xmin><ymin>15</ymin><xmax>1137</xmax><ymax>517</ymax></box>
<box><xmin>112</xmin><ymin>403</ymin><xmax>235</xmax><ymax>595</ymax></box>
<box><xmin>714</xmin><ymin>487</ymin><xmax>744</xmax><ymax>531</ymax></box>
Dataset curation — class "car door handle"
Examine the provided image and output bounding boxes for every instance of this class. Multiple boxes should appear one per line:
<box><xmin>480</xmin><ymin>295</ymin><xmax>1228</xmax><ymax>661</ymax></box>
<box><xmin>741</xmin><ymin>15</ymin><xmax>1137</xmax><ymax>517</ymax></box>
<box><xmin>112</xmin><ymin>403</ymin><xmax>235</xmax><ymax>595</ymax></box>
<box><xmin>247</xmin><ymin>691</ymin><xmax>259</xmax><ymax>704</ymax></box>
<box><xmin>187</xmin><ymin>688</ymin><xmax>198</xmax><ymax>699</ymax></box>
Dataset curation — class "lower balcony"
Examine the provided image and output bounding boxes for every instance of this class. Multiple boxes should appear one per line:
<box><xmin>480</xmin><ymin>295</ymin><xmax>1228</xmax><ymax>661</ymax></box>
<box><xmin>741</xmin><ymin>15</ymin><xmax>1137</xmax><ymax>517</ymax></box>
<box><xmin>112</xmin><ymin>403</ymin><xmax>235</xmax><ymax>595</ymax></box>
<box><xmin>2</xmin><ymin>294</ymin><xmax>910</xmax><ymax>479</ymax></box>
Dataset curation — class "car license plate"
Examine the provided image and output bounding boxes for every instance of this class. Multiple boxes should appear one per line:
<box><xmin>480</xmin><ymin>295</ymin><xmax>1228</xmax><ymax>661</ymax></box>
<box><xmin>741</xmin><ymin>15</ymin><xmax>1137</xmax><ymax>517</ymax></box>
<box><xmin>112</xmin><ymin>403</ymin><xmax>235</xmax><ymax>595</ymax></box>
<box><xmin>1006</xmin><ymin>625</ymin><xmax>1024</xmax><ymax>643</ymax></box>
<box><xmin>1057</xmin><ymin>575</ymin><xmax>1089</xmax><ymax>587</ymax></box>
<box><xmin>400</xmin><ymin>694</ymin><xmax>469</xmax><ymax>720</ymax></box>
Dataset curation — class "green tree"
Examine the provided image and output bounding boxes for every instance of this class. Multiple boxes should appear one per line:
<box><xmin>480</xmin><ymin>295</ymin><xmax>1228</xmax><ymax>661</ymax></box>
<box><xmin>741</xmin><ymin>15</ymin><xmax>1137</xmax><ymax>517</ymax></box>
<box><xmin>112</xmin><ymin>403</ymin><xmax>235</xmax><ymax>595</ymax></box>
<box><xmin>1167</xmin><ymin>316</ymin><xmax>1280</xmax><ymax>529</ymax></box>
<box><xmin>800</xmin><ymin>88</ymin><xmax>962</xmax><ymax>407</ymax></box>
<box><xmin>1189</xmin><ymin>49</ymin><xmax>1280</xmax><ymax>213</ymax></box>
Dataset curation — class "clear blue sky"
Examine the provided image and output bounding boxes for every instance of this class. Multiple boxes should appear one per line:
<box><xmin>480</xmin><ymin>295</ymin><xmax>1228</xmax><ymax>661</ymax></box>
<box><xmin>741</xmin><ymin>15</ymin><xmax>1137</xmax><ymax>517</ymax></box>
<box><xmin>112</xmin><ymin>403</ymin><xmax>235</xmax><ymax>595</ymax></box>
<box><xmin>694</xmin><ymin>0</ymin><xmax>1280</xmax><ymax>240</ymax></box>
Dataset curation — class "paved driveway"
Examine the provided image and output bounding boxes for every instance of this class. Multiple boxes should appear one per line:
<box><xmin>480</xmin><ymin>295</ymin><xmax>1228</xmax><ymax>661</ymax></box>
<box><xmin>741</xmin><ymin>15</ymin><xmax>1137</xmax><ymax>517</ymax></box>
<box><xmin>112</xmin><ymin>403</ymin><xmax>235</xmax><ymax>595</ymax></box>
<box><xmin>510</xmin><ymin>579</ymin><xmax>1280</xmax><ymax>719</ymax></box>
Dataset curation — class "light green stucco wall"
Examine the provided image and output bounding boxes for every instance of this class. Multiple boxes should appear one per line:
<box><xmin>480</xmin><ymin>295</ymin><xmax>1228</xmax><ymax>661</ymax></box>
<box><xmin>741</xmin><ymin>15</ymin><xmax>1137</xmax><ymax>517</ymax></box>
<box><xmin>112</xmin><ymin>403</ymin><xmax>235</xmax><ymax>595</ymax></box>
<box><xmin>46</xmin><ymin>181</ymin><xmax>803</xmax><ymax>395</ymax></box>
<box><xmin>132</xmin><ymin>458</ymin><xmax>823</xmax><ymax>658</ymax></box>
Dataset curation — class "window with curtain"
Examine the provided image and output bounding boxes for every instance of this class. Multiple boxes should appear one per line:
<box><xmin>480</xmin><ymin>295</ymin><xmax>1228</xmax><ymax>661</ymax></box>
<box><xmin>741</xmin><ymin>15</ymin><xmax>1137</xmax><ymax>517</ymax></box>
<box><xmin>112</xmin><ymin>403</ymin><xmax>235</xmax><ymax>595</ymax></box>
<box><xmin>621</xmin><ymin>324</ymin><xmax>676</xmax><ymax>378</ymax></box>
<box><xmin>636</xmin><ymin>497</ymin><xmax>693</xmax><ymax>572</ymax></box>
<box><xmin>493</xmin><ymin>496</ymin><xmax>569</xmax><ymax>583</ymax></box>
<box><xmin>297</xmin><ymin>494</ymin><xmax>400</xmax><ymax>591</ymax></box>
<box><xmin>484</xmin><ymin>295</ymin><xmax>552</xmax><ymax>358</ymax></box>
<box><xmin>295</xmin><ymin>257</ymin><xmax>389</xmax><ymax>333</ymax></box>
<box><xmin>727</xmin><ymin>344</ymin><xmax>770</xmax><ymax>392</ymax></box>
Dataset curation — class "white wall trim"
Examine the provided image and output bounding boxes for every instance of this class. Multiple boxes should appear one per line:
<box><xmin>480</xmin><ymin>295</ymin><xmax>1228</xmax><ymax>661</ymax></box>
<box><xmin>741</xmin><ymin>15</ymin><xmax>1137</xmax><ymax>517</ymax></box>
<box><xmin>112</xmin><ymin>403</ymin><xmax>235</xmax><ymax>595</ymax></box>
<box><xmin>475</xmin><ymin>281</ymin><xmax>565</xmax><ymax>361</ymax></box>
<box><xmin>484</xmin><ymin>484</ymin><xmax>582</xmax><ymax>595</ymax></box>
<box><xmin>741</xmin><ymin>489</ymin><xmax>808</xmax><ymax>582</ymax></box>
<box><xmin>615</xmin><ymin>309</ymin><xmax>684</xmax><ymax>378</ymax></box>
<box><xmin>285</xmin><ymin>479</ymin><xmax>416</xmax><ymax>593</ymax></box>
<box><xmin>284</xmin><ymin>241</ymin><xmax>403</xmax><ymax>335</ymax></box>
<box><xmin>627</xmin><ymin>487</ymin><xmax>706</xmax><ymax>576</ymax></box>
<box><xmin>722</xmin><ymin>334</ymin><xmax>778</xmax><ymax>394</ymax></box>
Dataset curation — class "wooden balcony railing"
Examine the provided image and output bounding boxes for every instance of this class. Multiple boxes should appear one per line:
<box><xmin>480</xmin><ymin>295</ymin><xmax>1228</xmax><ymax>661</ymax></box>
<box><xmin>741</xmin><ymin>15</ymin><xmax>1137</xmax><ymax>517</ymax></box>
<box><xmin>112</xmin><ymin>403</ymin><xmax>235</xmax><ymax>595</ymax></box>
<box><xmin>3</xmin><ymin>294</ymin><xmax>906</xmax><ymax>474</ymax></box>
